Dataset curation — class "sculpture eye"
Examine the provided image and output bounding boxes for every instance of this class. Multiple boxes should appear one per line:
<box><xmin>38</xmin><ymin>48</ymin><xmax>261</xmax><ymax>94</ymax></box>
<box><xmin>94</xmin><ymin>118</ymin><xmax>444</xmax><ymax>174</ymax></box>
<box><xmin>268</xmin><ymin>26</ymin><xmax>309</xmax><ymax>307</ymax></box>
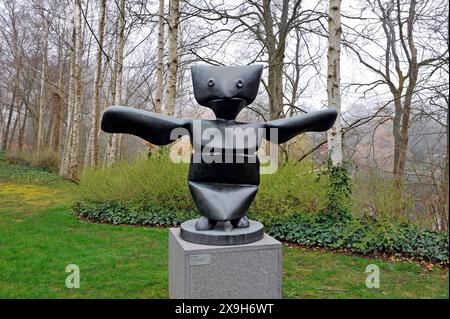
<box><xmin>236</xmin><ymin>79</ymin><xmax>244</xmax><ymax>88</ymax></box>
<box><xmin>207</xmin><ymin>78</ymin><xmax>215</xmax><ymax>87</ymax></box>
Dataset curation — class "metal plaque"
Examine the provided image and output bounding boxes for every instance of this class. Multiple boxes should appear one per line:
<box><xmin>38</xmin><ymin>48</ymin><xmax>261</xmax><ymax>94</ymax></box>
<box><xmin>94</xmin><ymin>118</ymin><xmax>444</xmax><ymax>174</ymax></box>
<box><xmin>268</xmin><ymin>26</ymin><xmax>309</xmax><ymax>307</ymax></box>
<box><xmin>190</xmin><ymin>254</ymin><xmax>211</xmax><ymax>266</ymax></box>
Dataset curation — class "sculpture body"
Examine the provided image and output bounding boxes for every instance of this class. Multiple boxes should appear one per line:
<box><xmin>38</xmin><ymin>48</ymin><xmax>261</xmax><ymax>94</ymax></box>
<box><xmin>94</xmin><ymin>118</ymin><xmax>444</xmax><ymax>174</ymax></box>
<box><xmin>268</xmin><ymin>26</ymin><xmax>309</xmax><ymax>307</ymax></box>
<box><xmin>101</xmin><ymin>64</ymin><xmax>337</xmax><ymax>234</ymax></box>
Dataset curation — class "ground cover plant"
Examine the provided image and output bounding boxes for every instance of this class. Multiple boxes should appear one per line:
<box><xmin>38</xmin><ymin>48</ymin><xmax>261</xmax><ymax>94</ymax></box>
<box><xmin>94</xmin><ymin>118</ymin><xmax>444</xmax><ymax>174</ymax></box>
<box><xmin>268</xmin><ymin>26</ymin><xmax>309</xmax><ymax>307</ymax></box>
<box><xmin>74</xmin><ymin>157</ymin><xmax>449</xmax><ymax>265</ymax></box>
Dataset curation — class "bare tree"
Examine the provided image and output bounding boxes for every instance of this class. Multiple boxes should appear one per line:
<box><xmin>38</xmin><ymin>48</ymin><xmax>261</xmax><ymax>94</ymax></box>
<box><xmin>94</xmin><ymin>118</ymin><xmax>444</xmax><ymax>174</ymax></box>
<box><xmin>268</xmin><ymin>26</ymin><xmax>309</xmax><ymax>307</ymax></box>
<box><xmin>345</xmin><ymin>0</ymin><xmax>448</xmax><ymax>188</ymax></box>
<box><xmin>185</xmin><ymin>0</ymin><xmax>318</xmax><ymax>121</ymax></box>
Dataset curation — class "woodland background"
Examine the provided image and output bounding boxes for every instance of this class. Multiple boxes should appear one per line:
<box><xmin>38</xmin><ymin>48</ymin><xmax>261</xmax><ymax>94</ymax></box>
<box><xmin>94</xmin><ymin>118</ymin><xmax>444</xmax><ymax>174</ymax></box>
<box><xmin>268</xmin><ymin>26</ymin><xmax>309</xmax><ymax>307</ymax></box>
<box><xmin>0</xmin><ymin>0</ymin><xmax>448</xmax><ymax>231</ymax></box>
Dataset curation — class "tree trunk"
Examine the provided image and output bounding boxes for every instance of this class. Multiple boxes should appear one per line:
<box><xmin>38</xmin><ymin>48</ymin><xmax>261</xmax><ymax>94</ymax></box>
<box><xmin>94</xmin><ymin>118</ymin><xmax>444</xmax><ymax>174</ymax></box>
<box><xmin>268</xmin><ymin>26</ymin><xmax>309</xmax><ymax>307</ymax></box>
<box><xmin>60</xmin><ymin>0</ymin><xmax>83</xmax><ymax>180</ymax></box>
<box><xmin>49</xmin><ymin>92</ymin><xmax>62</xmax><ymax>152</ymax></box>
<box><xmin>60</xmin><ymin>24</ymin><xmax>76</xmax><ymax>176</ymax></box>
<box><xmin>442</xmin><ymin>108</ymin><xmax>449</xmax><ymax>230</ymax></box>
<box><xmin>267</xmin><ymin>59</ymin><xmax>284</xmax><ymax>120</ymax></box>
<box><xmin>49</xmin><ymin>51</ymin><xmax>64</xmax><ymax>153</ymax></box>
<box><xmin>1</xmin><ymin>88</ymin><xmax>16</xmax><ymax>151</ymax></box>
<box><xmin>12</xmin><ymin>101</ymin><xmax>23</xmax><ymax>150</ymax></box>
<box><xmin>18</xmin><ymin>106</ymin><xmax>27</xmax><ymax>151</ymax></box>
<box><xmin>8</xmin><ymin>101</ymin><xmax>20</xmax><ymax>150</ymax></box>
<box><xmin>105</xmin><ymin>0</ymin><xmax>126</xmax><ymax>165</ymax></box>
<box><xmin>2</xmin><ymin>59</ymin><xmax>21</xmax><ymax>151</ymax></box>
<box><xmin>2</xmin><ymin>1</ymin><xmax>21</xmax><ymax>152</ymax></box>
<box><xmin>84</xmin><ymin>0</ymin><xmax>106</xmax><ymax>168</ymax></box>
<box><xmin>37</xmin><ymin>18</ymin><xmax>49</xmax><ymax>152</ymax></box>
<box><xmin>393</xmin><ymin>0</ymin><xmax>418</xmax><ymax>189</ymax></box>
<box><xmin>103</xmin><ymin>52</ymin><xmax>118</xmax><ymax>165</ymax></box>
<box><xmin>326</xmin><ymin>0</ymin><xmax>343</xmax><ymax>165</ymax></box>
<box><xmin>155</xmin><ymin>0</ymin><xmax>165</xmax><ymax>113</ymax></box>
<box><xmin>392</xmin><ymin>92</ymin><xmax>403</xmax><ymax>181</ymax></box>
<box><xmin>165</xmin><ymin>0</ymin><xmax>180</xmax><ymax>116</ymax></box>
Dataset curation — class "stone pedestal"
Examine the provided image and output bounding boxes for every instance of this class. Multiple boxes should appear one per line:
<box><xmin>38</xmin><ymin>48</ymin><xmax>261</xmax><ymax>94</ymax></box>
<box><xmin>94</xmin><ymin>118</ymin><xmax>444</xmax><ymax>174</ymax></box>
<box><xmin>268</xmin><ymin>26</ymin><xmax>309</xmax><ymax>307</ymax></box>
<box><xmin>169</xmin><ymin>228</ymin><xmax>282</xmax><ymax>299</ymax></box>
<box><xmin>180</xmin><ymin>219</ymin><xmax>264</xmax><ymax>245</ymax></box>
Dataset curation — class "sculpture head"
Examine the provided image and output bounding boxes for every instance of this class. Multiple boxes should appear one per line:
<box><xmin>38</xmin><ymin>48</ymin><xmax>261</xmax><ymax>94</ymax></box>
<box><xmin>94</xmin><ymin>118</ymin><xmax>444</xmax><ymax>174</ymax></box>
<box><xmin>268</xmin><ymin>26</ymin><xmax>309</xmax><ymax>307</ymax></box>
<box><xmin>191</xmin><ymin>64</ymin><xmax>263</xmax><ymax>120</ymax></box>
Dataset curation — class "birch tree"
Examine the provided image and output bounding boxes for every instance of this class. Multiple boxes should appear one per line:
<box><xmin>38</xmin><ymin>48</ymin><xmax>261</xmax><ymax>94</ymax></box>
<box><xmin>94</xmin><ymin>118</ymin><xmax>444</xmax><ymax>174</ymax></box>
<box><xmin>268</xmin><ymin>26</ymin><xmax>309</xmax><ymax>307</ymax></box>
<box><xmin>105</xmin><ymin>0</ymin><xmax>126</xmax><ymax>165</ymax></box>
<box><xmin>49</xmin><ymin>40</ymin><xmax>65</xmax><ymax>153</ymax></box>
<box><xmin>165</xmin><ymin>0</ymin><xmax>180</xmax><ymax>116</ymax></box>
<box><xmin>60</xmin><ymin>0</ymin><xmax>83</xmax><ymax>180</ymax></box>
<box><xmin>36</xmin><ymin>14</ymin><xmax>49</xmax><ymax>152</ymax></box>
<box><xmin>60</xmin><ymin>25</ymin><xmax>76</xmax><ymax>176</ymax></box>
<box><xmin>154</xmin><ymin>0</ymin><xmax>165</xmax><ymax>114</ymax></box>
<box><xmin>327</xmin><ymin>0</ymin><xmax>343</xmax><ymax>165</ymax></box>
<box><xmin>85</xmin><ymin>0</ymin><xmax>107</xmax><ymax>168</ymax></box>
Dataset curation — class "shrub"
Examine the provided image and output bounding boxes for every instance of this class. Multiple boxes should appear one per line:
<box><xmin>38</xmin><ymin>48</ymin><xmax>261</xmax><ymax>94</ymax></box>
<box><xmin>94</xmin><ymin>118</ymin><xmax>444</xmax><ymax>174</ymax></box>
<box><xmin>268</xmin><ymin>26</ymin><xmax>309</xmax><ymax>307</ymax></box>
<box><xmin>77</xmin><ymin>155</ymin><xmax>193</xmax><ymax>211</ymax></box>
<box><xmin>267</xmin><ymin>215</ymin><xmax>448</xmax><ymax>264</ymax></box>
<box><xmin>5</xmin><ymin>149</ymin><xmax>60</xmax><ymax>173</ymax></box>
<box><xmin>254</xmin><ymin>160</ymin><xmax>329</xmax><ymax>219</ymax></box>
<box><xmin>351</xmin><ymin>168</ymin><xmax>413</xmax><ymax>222</ymax></box>
<box><xmin>73</xmin><ymin>201</ymin><xmax>198</xmax><ymax>227</ymax></box>
<box><xmin>76</xmin><ymin>157</ymin><xmax>330</xmax><ymax>220</ymax></box>
<box><xmin>72</xmin><ymin>200</ymin><xmax>449</xmax><ymax>264</ymax></box>
<box><xmin>320</xmin><ymin>159</ymin><xmax>352</xmax><ymax>222</ymax></box>
<box><xmin>73</xmin><ymin>156</ymin><xmax>449</xmax><ymax>264</ymax></box>
<box><xmin>31</xmin><ymin>149</ymin><xmax>60</xmax><ymax>172</ymax></box>
<box><xmin>0</xmin><ymin>161</ymin><xmax>61</xmax><ymax>184</ymax></box>
<box><xmin>5</xmin><ymin>151</ymin><xmax>32</xmax><ymax>166</ymax></box>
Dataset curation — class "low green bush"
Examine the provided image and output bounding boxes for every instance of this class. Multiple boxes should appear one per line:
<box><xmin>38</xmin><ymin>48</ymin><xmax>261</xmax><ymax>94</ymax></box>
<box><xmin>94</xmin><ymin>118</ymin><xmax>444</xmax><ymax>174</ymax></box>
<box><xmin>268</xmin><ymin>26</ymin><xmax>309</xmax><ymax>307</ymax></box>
<box><xmin>321</xmin><ymin>159</ymin><xmax>352</xmax><ymax>221</ymax></box>
<box><xmin>269</xmin><ymin>217</ymin><xmax>449</xmax><ymax>264</ymax></box>
<box><xmin>4</xmin><ymin>151</ymin><xmax>32</xmax><ymax>166</ymax></box>
<box><xmin>31</xmin><ymin>149</ymin><xmax>60</xmax><ymax>172</ymax></box>
<box><xmin>255</xmin><ymin>160</ymin><xmax>329</xmax><ymax>218</ymax></box>
<box><xmin>76</xmin><ymin>157</ymin><xmax>329</xmax><ymax>220</ymax></box>
<box><xmin>78</xmin><ymin>155</ymin><xmax>193</xmax><ymax>211</ymax></box>
<box><xmin>72</xmin><ymin>200</ymin><xmax>449</xmax><ymax>264</ymax></box>
<box><xmin>352</xmin><ymin>168</ymin><xmax>413</xmax><ymax>222</ymax></box>
<box><xmin>73</xmin><ymin>156</ymin><xmax>448</xmax><ymax>264</ymax></box>
<box><xmin>0</xmin><ymin>161</ymin><xmax>61</xmax><ymax>184</ymax></box>
<box><xmin>5</xmin><ymin>149</ymin><xmax>60</xmax><ymax>173</ymax></box>
<box><xmin>73</xmin><ymin>201</ymin><xmax>198</xmax><ymax>227</ymax></box>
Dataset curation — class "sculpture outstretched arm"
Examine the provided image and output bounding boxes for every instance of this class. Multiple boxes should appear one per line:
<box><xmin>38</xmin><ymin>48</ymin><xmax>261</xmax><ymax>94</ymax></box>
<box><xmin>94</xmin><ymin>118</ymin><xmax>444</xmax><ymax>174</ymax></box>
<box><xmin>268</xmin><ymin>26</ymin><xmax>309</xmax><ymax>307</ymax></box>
<box><xmin>101</xmin><ymin>106</ymin><xmax>191</xmax><ymax>145</ymax></box>
<box><xmin>263</xmin><ymin>109</ymin><xmax>338</xmax><ymax>144</ymax></box>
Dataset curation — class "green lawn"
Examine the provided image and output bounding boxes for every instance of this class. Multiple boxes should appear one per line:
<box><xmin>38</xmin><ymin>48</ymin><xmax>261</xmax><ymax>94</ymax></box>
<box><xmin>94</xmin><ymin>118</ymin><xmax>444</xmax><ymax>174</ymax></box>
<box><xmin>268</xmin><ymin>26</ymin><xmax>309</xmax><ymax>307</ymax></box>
<box><xmin>0</xmin><ymin>165</ymin><xmax>448</xmax><ymax>298</ymax></box>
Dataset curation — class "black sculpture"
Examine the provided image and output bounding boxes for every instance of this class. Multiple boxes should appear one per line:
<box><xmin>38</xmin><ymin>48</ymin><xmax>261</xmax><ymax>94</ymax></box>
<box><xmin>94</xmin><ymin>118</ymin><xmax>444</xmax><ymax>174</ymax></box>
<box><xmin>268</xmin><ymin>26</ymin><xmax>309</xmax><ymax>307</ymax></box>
<box><xmin>101</xmin><ymin>64</ymin><xmax>337</xmax><ymax>241</ymax></box>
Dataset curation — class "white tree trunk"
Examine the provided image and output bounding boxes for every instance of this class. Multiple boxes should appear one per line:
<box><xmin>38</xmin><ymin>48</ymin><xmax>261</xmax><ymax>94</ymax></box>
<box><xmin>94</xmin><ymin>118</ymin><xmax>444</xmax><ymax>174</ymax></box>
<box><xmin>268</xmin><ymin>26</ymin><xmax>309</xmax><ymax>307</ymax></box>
<box><xmin>327</xmin><ymin>0</ymin><xmax>343</xmax><ymax>165</ymax></box>
<box><xmin>36</xmin><ymin>18</ymin><xmax>49</xmax><ymax>152</ymax></box>
<box><xmin>60</xmin><ymin>0</ymin><xmax>83</xmax><ymax>180</ymax></box>
<box><xmin>165</xmin><ymin>0</ymin><xmax>180</xmax><ymax>116</ymax></box>
<box><xmin>84</xmin><ymin>0</ymin><xmax>106</xmax><ymax>168</ymax></box>
<box><xmin>154</xmin><ymin>0</ymin><xmax>165</xmax><ymax>113</ymax></box>
<box><xmin>60</xmin><ymin>19</ymin><xmax>76</xmax><ymax>176</ymax></box>
<box><xmin>105</xmin><ymin>0</ymin><xmax>126</xmax><ymax>165</ymax></box>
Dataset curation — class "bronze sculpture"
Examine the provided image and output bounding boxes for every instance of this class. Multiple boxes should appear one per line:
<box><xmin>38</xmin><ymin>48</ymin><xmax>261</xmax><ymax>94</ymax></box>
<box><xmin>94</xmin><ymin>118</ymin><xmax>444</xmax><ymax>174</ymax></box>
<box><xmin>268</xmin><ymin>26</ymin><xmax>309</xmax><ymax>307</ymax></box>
<box><xmin>101</xmin><ymin>64</ymin><xmax>337</xmax><ymax>244</ymax></box>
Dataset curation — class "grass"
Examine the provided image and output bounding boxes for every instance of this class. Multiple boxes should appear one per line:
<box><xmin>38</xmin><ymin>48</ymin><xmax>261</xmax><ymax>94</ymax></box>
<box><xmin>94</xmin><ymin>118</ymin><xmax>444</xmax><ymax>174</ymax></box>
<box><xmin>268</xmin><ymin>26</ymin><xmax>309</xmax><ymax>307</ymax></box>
<box><xmin>0</xmin><ymin>182</ymin><xmax>168</xmax><ymax>298</ymax></box>
<box><xmin>283</xmin><ymin>246</ymin><xmax>448</xmax><ymax>298</ymax></box>
<box><xmin>0</xmin><ymin>161</ymin><xmax>448</xmax><ymax>298</ymax></box>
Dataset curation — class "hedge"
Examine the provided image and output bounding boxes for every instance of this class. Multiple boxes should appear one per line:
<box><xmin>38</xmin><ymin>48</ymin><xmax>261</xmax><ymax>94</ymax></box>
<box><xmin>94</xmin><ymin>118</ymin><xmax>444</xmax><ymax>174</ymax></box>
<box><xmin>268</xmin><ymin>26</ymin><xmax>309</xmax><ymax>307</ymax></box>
<box><xmin>73</xmin><ymin>201</ymin><xmax>449</xmax><ymax>265</ymax></box>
